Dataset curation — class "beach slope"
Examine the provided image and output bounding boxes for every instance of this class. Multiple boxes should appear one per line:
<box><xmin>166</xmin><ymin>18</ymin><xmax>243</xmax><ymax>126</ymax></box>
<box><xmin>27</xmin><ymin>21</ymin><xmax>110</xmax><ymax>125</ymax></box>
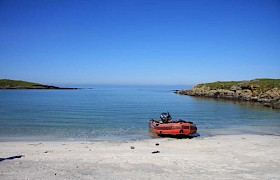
<box><xmin>0</xmin><ymin>135</ymin><xmax>279</xmax><ymax>180</ymax></box>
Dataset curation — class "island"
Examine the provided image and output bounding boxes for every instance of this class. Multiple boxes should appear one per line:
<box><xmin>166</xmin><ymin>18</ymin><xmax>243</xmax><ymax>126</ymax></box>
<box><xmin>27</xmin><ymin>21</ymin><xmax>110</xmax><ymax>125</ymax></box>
<box><xmin>0</xmin><ymin>79</ymin><xmax>79</xmax><ymax>90</ymax></box>
<box><xmin>175</xmin><ymin>78</ymin><xmax>280</xmax><ymax>109</ymax></box>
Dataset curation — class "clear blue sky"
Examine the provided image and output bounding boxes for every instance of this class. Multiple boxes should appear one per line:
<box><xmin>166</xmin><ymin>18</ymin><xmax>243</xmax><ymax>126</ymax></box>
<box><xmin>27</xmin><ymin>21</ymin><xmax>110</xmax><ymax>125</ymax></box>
<box><xmin>0</xmin><ymin>0</ymin><xmax>279</xmax><ymax>85</ymax></box>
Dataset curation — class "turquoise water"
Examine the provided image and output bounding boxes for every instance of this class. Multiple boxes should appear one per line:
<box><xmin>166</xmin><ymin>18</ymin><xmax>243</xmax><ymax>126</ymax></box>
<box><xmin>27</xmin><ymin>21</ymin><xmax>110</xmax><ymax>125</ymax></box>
<box><xmin>0</xmin><ymin>85</ymin><xmax>280</xmax><ymax>141</ymax></box>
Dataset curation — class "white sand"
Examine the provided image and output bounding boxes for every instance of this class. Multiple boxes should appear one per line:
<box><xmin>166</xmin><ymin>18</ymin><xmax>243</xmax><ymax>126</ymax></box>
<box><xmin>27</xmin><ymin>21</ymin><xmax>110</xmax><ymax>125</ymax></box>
<box><xmin>0</xmin><ymin>134</ymin><xmax>279</xmax><ymax>180</ymax></box>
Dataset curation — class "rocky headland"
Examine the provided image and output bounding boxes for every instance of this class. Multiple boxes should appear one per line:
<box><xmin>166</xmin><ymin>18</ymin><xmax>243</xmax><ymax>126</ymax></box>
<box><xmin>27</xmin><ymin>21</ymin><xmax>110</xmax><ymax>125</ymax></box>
<box><xmin>0</xmin><ymin>79</ymin><xmax>79</xmax><ymax>90</ymax></box>
<box><xmin>175</xmin><ymin>78</ymin><xmax>280</xmax><ymax>109</ymax></box>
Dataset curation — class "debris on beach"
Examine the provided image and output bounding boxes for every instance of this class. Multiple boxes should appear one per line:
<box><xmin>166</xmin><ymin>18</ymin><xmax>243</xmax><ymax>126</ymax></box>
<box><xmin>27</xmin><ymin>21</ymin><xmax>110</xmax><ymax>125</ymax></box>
<box><xmin>0</xmin><ymin>155</ymin><xmax>25</xmax><ymax>162</ymax></box>
<box><xmin>152</xmin><ymin>151</ymin><xmax>160</xmax><ymax>154</ymax></box>
<box><xmin>44</xmin><ymin>150</ymin><xmax>53</xmax><ymax>153</ymax></box>
<box><xmin>130</xmin><ymin>146</ymin><xmax>135</xmax><ymax>149</ymax></box>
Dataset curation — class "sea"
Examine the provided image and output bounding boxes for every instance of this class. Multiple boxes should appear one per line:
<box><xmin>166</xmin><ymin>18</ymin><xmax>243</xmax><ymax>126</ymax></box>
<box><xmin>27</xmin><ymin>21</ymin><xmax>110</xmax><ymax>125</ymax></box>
<box><xmin>0</xmin><ymin>85</ymin><xmax>280</xmax><ymax>141</ymax></box>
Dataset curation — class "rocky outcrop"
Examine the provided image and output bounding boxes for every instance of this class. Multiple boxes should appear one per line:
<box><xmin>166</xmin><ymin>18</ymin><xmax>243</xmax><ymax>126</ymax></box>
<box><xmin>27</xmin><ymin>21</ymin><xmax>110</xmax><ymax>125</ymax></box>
<box><xmin>176</xmin><ymin>79</ymin><xmax>280</xmax><ymax>109</ymax></box>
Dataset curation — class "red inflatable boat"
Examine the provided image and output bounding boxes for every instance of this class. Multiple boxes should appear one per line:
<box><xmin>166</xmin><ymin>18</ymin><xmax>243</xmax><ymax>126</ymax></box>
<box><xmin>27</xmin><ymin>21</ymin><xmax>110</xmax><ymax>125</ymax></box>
<box><xmin>149</xmin><ymin>113</ymin><xmax>197</xmax><ymax>136</ymax></box>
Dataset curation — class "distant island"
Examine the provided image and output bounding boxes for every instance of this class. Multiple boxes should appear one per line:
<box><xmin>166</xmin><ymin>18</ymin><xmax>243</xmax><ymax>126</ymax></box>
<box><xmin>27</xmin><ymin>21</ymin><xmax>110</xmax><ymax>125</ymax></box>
<box><xmin>175</xmin><ymin>78</ymin><xmax>280</xmax><ymax>109</ymax></box>
<box><xmin>0</xmin><ymin>79</ymin><xmax>79</xmax><ymax>90</ymax></box>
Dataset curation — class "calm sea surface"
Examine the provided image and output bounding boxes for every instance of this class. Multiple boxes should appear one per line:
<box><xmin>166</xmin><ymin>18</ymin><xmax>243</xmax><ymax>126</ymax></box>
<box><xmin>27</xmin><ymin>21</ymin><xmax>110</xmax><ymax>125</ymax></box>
<box><xmin>0</xmin><ymin>85</ymin><xmax>279</xmax><ymax>141</ymax></box>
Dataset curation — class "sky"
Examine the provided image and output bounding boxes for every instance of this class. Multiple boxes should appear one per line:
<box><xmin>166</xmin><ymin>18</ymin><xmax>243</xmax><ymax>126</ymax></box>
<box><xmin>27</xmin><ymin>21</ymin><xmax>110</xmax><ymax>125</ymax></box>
<box><xmin>0</xmin><ymin>0</ymin><xmax>279</xmax><ymax>85</ymax></box>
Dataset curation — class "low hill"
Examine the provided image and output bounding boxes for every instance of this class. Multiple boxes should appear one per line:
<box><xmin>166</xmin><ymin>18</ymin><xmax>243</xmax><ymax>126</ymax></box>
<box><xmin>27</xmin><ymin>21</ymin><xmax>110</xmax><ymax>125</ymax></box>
<box><xmin>0</xmin><ymin>79</ymin><xmax>77</xmax><ymax>89</ymax></box>
<box><xmin>195</xmin><ymin>78</ymin><xmax>280</xmax><ymax>93</ymax></box>
<box><xmin>176</xmin><ymin>78</ymin><xmax>280</xmax><ymax>109</ymax></box>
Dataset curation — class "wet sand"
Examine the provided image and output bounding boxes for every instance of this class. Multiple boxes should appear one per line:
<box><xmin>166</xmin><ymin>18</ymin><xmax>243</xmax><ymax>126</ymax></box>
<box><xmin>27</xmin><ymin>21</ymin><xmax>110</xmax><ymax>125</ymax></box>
<box><xmin>0</xmin><ymin>134</ymin><xmax>279</xmax><ymax>180</ymax></box>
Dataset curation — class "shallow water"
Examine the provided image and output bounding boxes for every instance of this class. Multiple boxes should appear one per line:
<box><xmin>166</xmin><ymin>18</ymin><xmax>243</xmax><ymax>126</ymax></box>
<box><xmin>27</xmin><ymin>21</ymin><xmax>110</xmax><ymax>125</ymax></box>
<box><xmin>0</xmin><ymin>85</ymin><xmax>279</xmax><ymax>141</ymax></box>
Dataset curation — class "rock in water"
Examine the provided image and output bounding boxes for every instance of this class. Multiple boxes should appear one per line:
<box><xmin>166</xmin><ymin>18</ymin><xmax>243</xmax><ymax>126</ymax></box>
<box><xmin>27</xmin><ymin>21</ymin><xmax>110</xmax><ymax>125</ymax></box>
<box><xmin>273</xmin><ymin>101</ymin><xmax>280</xmax><ymax>109</ymax></box>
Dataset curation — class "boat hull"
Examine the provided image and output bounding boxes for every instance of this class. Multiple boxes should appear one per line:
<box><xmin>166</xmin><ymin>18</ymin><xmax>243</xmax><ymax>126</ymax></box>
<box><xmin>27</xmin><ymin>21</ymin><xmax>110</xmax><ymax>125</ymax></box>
<box><xmin>149</xmin><ymin>119</ymin><xmax>197</xmax><ymax>136</ymax></box>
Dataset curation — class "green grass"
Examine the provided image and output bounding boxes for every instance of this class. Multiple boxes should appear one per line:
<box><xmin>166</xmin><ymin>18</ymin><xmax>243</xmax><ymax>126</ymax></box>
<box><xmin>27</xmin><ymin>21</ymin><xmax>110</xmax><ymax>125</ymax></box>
<box><xmin>196</xmin><ymin>81</ymin><xmax>242</xmax><ymax>90</ymax></box>
<box><xmin>253</xmin><ymin>78</ymin><xmax>280</xmax><ymax>92</ymax></box>
<box><xmin>0</xmin><ymin>79</ymin><xmax>42</xmax><ymax>87</ymax></box>
<box><xmin>195</xmin><ymin>78</ymin><xmax>280</xmax><ymax>93</ymax></box>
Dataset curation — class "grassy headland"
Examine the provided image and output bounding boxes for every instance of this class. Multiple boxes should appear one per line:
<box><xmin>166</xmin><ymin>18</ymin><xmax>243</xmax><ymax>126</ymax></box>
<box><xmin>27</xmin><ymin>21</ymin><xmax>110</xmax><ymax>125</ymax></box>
<box><xmin>176</xmin><ymin>78</ymin><xmax>280</xmax><ymax>109</ymax></box>
<box><xmin>195</xmin><ymin>78</ymin><xmax>280</xmax><ymax>93</ymax></box>
<box><xmin>0</xmin><ymin>79</ymin><xmax>78</xmax><ymax>89</ymax></box>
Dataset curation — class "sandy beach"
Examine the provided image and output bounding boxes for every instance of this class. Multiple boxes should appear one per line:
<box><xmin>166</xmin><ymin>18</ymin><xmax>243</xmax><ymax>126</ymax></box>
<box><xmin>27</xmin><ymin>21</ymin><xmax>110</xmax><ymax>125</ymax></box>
<box><xmin>0</xmin><ymin>134</ymin><xmax>279</xmax><ymax>180</ymax></box>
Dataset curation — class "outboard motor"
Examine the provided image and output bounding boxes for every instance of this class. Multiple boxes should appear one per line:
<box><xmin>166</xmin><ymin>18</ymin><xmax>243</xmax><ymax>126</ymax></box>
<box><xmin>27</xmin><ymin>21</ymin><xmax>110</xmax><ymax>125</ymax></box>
<box><xmin>160</xmin><ymin>112</ymin><xmax>172</xmax><ymax>123</ymax></box>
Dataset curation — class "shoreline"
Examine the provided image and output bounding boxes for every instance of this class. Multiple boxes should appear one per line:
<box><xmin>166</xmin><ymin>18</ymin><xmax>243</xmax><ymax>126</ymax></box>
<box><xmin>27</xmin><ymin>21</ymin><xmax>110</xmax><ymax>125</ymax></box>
<box><xmin>1</xmin><ymin>134</ymin><xmax>279</xmax><ymax>179</ymax></box>
<box><xmin>176</xmin><ymin>91</ymin><xmax>280</xmax><ymax>110</ymax></box>
<box><xmin>1</xmin><ymin>126</ymin><xmax>280</xmax><ymax>143</ymax></box>
<box><xmin>180</xmin><ymin>95</ymin><xmax>280</xmax><ymax>111</ymax></box>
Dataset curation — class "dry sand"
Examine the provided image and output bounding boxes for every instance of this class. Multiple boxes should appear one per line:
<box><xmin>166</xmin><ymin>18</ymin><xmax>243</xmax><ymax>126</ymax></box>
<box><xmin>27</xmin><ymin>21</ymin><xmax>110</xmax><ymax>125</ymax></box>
<box><xmin>0</xmin><ymin>134</ymin><xmax>279</xmax><ymax>180</ymax></box>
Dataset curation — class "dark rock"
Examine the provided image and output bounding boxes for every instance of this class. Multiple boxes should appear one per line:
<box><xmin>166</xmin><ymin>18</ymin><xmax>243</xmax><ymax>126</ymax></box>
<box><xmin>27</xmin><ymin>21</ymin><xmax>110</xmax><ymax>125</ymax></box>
<box><xmin>0</xmin><ymin>155</ymin><xmax>24</xmax><ymax>162</ymax></box>
<box><xmin>130</xmin><ymin>146</ymin><xmax>135</xmax><ymax>149</ymax></box>
<box><xmin>152</xmin><ymin>151</ymin><xmax>160</xmax><ymax>154</ymax></box>
<box><xmin>264</xmin><ymin>103</ymin><xmax>272</xmax><ymax>107</ymax></box>
<box><xmin>272</xmin><ymin>101</ymin><xmax>280</xmax><ymax>109</ymax></box>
